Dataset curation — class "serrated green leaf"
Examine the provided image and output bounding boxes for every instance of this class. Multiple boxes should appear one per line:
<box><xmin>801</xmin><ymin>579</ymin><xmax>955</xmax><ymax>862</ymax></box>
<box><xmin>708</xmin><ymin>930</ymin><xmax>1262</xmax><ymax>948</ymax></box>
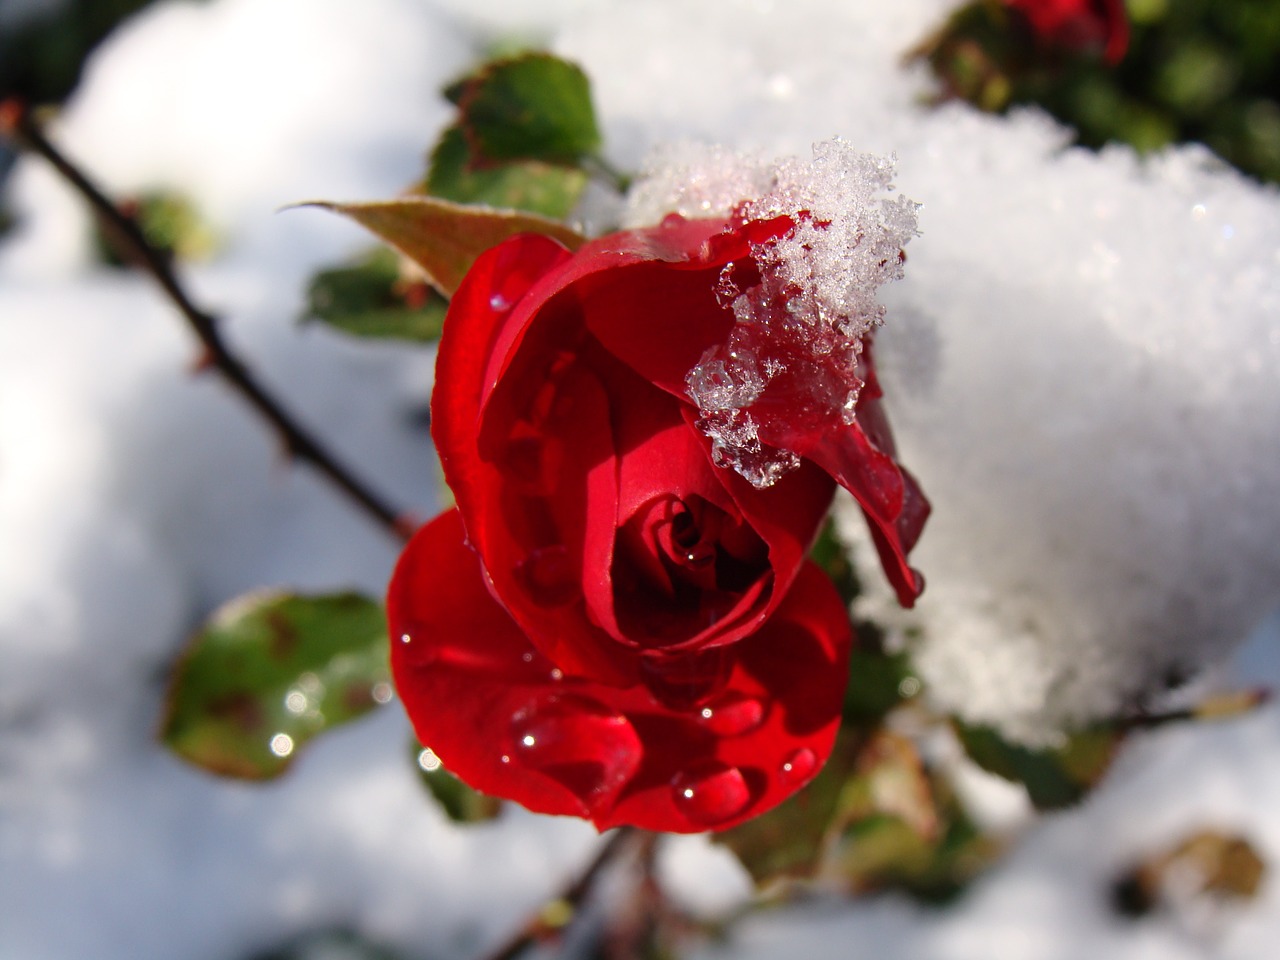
<box><xmin>411</xmin><ymin>742</ymin><xmax>503</xmax><ymax>823</ymax></box>
<box><xmin>305</xmin><ymin>247</ymin><xmax>448</xmax><ymax>342</ymax></box>
<box><xmin>452</xmin><ymin>53</ymin><xmax>601</xmax><ymax>165</ymax></box>
<box><xmin>313</xmin><ymin>196</ymin><xmax>585</xmax><ymax>298</ymax></box>
<box><xmin>954</xmin><ymin>721</ymin><xmax>1120</xmax><ymax>810</ymax></box>
<box><xmin>426</xmin><ymin>125</ymin><xmax>590</xmax><ymax>220</ymax></box>
<box><xmin>160</xmin><ymin>591</ymin><xmax>390</xmax><ymax>779</ymax></box>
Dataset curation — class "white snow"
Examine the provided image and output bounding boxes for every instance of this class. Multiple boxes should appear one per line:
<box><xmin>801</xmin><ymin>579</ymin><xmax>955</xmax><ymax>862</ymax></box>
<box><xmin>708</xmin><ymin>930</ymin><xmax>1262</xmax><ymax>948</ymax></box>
<box><xmin>3</xmin><ymin>0</ymin><xmax>1280</xmax><ymax>958</ymax></box>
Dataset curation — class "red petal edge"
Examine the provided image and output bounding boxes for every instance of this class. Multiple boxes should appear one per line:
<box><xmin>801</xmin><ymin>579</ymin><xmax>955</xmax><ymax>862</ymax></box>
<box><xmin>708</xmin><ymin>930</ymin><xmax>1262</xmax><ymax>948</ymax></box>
<box><xmin>389</xmin><ymin>509</ymin><xmax>854</xmax><ymax>833</ymax></box>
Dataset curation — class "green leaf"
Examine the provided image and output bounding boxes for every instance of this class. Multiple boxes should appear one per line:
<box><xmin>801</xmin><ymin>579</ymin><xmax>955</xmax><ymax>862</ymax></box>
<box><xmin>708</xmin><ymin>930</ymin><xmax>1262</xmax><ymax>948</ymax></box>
<box><xmin>953</xmin><ymin>721</ymin><xmax>1120</xmax><ymax>810</ymax></box>
<box><xmin>426</xmin><ymin>125</ymin><xmax>590</xmax><ymax>220</ymax></box>
<box><xmin>312</xmin><ymin>196</ymin><xmax>585</xmax><ymax>298</ymax></box>
<box><xmin>450</xmin><ymin>53</ymin><xmax>601</xmax><ymax>165</ymax></box>
<box><xmin>160</xmin><ymin>591</ymin><xmax>390</xmax><ymax>779</ymax></box>
<box><xmin>411</xmin><ymin>742</ymin><xmax>503</xmax><ymax>823</ymax></box>
<box><xmin>305</xmin><ymin>247</ymin><xmax>448</xmax><ymax>342</ymax></box>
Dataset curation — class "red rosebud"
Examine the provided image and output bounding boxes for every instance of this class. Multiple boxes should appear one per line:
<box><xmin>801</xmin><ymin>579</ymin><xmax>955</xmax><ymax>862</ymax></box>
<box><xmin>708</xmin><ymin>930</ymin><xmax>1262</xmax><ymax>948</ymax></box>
<box><xmin>389</xmin><ymin>212</ymin><xmax>927</xmax><ymax>832</ymax></box>
<box><xmin>1005</xmin><ymin>0</ymin><xmax>1130</xmax><ymax>63</ymax></box>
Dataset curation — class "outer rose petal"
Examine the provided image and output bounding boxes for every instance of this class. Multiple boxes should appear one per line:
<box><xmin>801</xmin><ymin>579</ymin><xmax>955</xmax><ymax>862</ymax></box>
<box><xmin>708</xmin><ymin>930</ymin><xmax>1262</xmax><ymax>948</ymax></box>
<box><xmin>390</xmin><ymin>509</ymin><xmax>853</xmax><ymax>833</ymax></box>
<box><xmin>433</xmin><ymin>234</ymin><xmax>637</xmax><ymax>685</ymax></box>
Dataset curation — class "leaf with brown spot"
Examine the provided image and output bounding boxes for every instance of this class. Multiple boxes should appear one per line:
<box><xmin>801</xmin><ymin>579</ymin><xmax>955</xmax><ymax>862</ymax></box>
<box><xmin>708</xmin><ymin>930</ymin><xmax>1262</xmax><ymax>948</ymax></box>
<box><xmin>160</xmin><ymin>591</ymin><xmax>389</xmax><ymax>779</ymax></box>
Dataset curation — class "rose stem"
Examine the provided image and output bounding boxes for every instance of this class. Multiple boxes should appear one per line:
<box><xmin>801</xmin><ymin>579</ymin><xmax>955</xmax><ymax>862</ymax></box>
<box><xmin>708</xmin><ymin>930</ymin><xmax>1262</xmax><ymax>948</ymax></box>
<box><xmin>0</xmin><ymin>99</ymin><xmax>415</xmax><ymax>543</ymax></box>
<box><xmin>480</xmin><ymin>827</ymin><xmax>641</xmax><ymax>960</ymax></box>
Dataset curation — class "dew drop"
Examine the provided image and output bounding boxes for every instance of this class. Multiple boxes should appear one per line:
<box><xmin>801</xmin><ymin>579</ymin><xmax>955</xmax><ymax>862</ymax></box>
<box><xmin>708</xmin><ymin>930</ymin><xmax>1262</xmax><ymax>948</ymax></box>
<box><xmin>640</xmin><ymin>647</ymin><xmax>732</xmax><ymax>711</ymax></box>
<box><xmin>371</xmin><ymin>682</ymin><xmax>394</xmax><ymax>704</ymax></box>
<box><xmin>695</xmin><ymin>692</ymin><xmax>767</xmax><ymax>737</ymax></box>
<box><xmin>269</xmin><ymin>733</ymin><xmax>294</xmax><ymax>758</ymax></box>
<box><xmin>779</xmin><ymin>747</ymin><xmax>817</xmax><ymax>785</ymax></box>
<box><xmin>670</xmin><ymin>764</ymin><xmax>751</xmax><ymax>826</ymax></box>
<box><xmin>417</xmin><ymin>748</ymin><xmax>442</xmax><ymax>772</ymax></box>
<box><xmin>489</xmin><ymin>293</ymin><xmax>511</xmax><ymax>311</ymax></box>
<box><xmin>400</xmin><ymin>633</ymin><xmax>412</xmax><ymax>644</ymax></box>
<box><xmin>509</xmin><ymin>694</ymin><xmax>641</xmax><ymax>815</ymax></box>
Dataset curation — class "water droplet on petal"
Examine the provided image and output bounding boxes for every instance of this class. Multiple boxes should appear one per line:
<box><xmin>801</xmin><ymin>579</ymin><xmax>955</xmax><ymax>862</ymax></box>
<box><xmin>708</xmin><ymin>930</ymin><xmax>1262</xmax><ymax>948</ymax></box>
<box><xmin>695</xmin><ymin>692</ymin><xmax>767</xmax><ymax>737</ymax></box>
<box><xmin>509</xmin><ymin>694</ymin><xmax>641</xmax><ymax>816</ymax></box>
<box><xmin>640</xmin><ymin>647</ymin><xmax>732</xmax><ymax>711</ymax></box>
<box><xmin>780</xmin><ymin>747</ymin><xmax>817</xmax><ymax>785</ymax></box>
<box><xmin>400</xmin><ymin>633</ymin><xmax>412</xmax><ymax>644</ymax></box>
<box><xmin>489</xmin><ymin>293</ymin><xmax>511</xmax><ymax>311</ymax></box>
<box><xmin>269</xmin><ymin>733</ymin><xmax>294</xmax><ymax>758</ymax></box>
<box><xmin>515</xmin><ymin>545</ymin><xmax>578</xmax><ymax>607</ymax></box>
<box><xmin>671</xmin><ymin>764</ymin><xmax>751</xmax><ymax>826</ymax></box>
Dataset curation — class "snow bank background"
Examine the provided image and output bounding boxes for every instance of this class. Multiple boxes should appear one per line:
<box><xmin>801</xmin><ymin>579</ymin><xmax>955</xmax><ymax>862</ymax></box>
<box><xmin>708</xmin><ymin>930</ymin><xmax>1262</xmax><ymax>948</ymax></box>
<box><xmin>2</xmin><ymin>0</ymin><xmax>1279</xmax><ymax>959</ymax></box>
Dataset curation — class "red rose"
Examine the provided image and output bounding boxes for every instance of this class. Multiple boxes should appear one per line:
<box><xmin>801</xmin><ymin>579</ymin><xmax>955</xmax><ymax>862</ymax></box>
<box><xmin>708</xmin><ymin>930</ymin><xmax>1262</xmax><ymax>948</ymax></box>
<box><xmin>389</xmin><ymin>212</ymin><xmax>927</xmax><ymax>832</ymax></box>
<box><xmin>1005</xmin><ymin>0</ymin><xmax>1129</xmax><ymax>63</ymax></box>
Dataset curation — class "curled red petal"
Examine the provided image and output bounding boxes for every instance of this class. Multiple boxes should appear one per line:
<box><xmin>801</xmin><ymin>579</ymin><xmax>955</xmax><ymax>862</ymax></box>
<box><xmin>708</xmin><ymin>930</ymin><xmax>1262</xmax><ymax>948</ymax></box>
<box><xmin>389</xmin><ymin>509</ymin><xmax>853</xmax><ymax>833</ymax></box>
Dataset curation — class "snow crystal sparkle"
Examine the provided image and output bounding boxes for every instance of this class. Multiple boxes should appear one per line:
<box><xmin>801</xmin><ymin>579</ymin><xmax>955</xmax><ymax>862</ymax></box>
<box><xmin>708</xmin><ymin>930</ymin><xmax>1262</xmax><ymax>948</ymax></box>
<box><xmin>631</xmin><ymin>141</ymin><xmax>920</xmax><ymax>488</ymax></box>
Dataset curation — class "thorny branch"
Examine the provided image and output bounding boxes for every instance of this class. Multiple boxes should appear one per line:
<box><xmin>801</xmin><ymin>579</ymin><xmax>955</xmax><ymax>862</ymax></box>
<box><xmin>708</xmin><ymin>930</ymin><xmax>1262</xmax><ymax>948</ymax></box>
<box><xmin>4</xmin><ymin>100</ymin><xmax>653</xmax><ymax>960</ymax></box>
<box><xmin>480</xmin><ymin>828</ymin><xmax>643</xmax><ymax>960</ymax></box>
<box><xmin>0</xmin><ymin>99</ymin><xmax>416</xmax><ymax>542</ymax></box>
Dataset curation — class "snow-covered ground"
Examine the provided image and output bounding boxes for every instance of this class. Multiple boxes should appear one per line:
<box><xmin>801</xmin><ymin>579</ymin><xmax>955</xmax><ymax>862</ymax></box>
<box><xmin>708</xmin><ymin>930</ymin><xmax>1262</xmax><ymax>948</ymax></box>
<box><xmin>2</xmin><ymin>1</ymin><xmax>1279</xmax><ymax>958</ymax></box>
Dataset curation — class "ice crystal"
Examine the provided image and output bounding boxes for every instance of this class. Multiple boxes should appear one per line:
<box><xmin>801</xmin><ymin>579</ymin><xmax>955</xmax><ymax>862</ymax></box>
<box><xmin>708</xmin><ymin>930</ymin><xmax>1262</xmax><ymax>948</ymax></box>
<box><xmin>630</xmin><ymin>140</ymin><xmax>918</xmax><ymax>487</ymax></box>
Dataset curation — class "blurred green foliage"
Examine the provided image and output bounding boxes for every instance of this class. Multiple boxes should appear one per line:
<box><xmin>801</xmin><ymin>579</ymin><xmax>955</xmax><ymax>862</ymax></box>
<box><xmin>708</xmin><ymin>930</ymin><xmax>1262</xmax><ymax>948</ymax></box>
<box><xmin>1029</xmin><ymin>0</ymin><xmax>1280</xmax><ymax>182</ymax></box>
<box><xmin>0</xmin><ymin>0</ymin><xmax>176</xmax><ymax>105</ymax></box>
<box><xmin>924</xmin><ymin>0</ymin><xmax>1280</xmax><ymax>183</ymax></box>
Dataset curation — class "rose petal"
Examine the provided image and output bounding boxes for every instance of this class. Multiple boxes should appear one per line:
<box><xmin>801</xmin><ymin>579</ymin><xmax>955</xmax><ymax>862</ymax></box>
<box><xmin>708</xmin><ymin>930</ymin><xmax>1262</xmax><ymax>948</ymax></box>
<box><xmin>390</xmin><ymin>510</ymin><xmax>853</xmax><ymax>833</ymax></box>
<box><xmin>758</xmin><ymin>347</ymin><xmax>928</xmax><ymax>606</ymax></box>
<box><xmin>434</xmin><ymin>234</ymin><xmax>638</xmax><ymax>684</ymax></box>
<box><xmin>433</xmin><ymin>232</ymin><xmax>572</xmax><ymax>531</ymax></box>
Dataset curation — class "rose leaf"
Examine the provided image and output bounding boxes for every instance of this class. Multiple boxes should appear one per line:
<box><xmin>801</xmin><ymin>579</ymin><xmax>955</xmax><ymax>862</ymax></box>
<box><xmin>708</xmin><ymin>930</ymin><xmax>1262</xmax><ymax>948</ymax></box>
<box><xmin>953</xmin><ymin>721</ymin><xmax>1122</xmax><ymax>810</ymax></box>
<box><xmin>425</xmin><ymin>125</ymin><xmax>590</xmax><ymax>220</ymax></box>
<box><xmin>447</xmin><ymin>52</ymin><xmax>602</xmax><ymax>165</ymax></box>
<box><xmin>160</xmin><ymin>591</ymin><xmax>390</xmax><ymax>780</ymax></box>
<box><xmin>313</xmin><ymin>196</ymin><xmax>585</xmax><ymax>298</ymax></box>
<box><xmin>304</xmin><ymin>246</ymin><xmax>448</xmax><ymax>342</ymax></box>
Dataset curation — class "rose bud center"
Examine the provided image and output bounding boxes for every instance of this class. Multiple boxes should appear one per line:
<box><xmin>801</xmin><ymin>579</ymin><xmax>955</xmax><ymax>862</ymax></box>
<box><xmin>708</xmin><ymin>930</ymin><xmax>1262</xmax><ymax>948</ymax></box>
<box><xmin>613</xmin><ymin>493</ymin><xmax>769</xmax><ymax>648</ymax></box>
